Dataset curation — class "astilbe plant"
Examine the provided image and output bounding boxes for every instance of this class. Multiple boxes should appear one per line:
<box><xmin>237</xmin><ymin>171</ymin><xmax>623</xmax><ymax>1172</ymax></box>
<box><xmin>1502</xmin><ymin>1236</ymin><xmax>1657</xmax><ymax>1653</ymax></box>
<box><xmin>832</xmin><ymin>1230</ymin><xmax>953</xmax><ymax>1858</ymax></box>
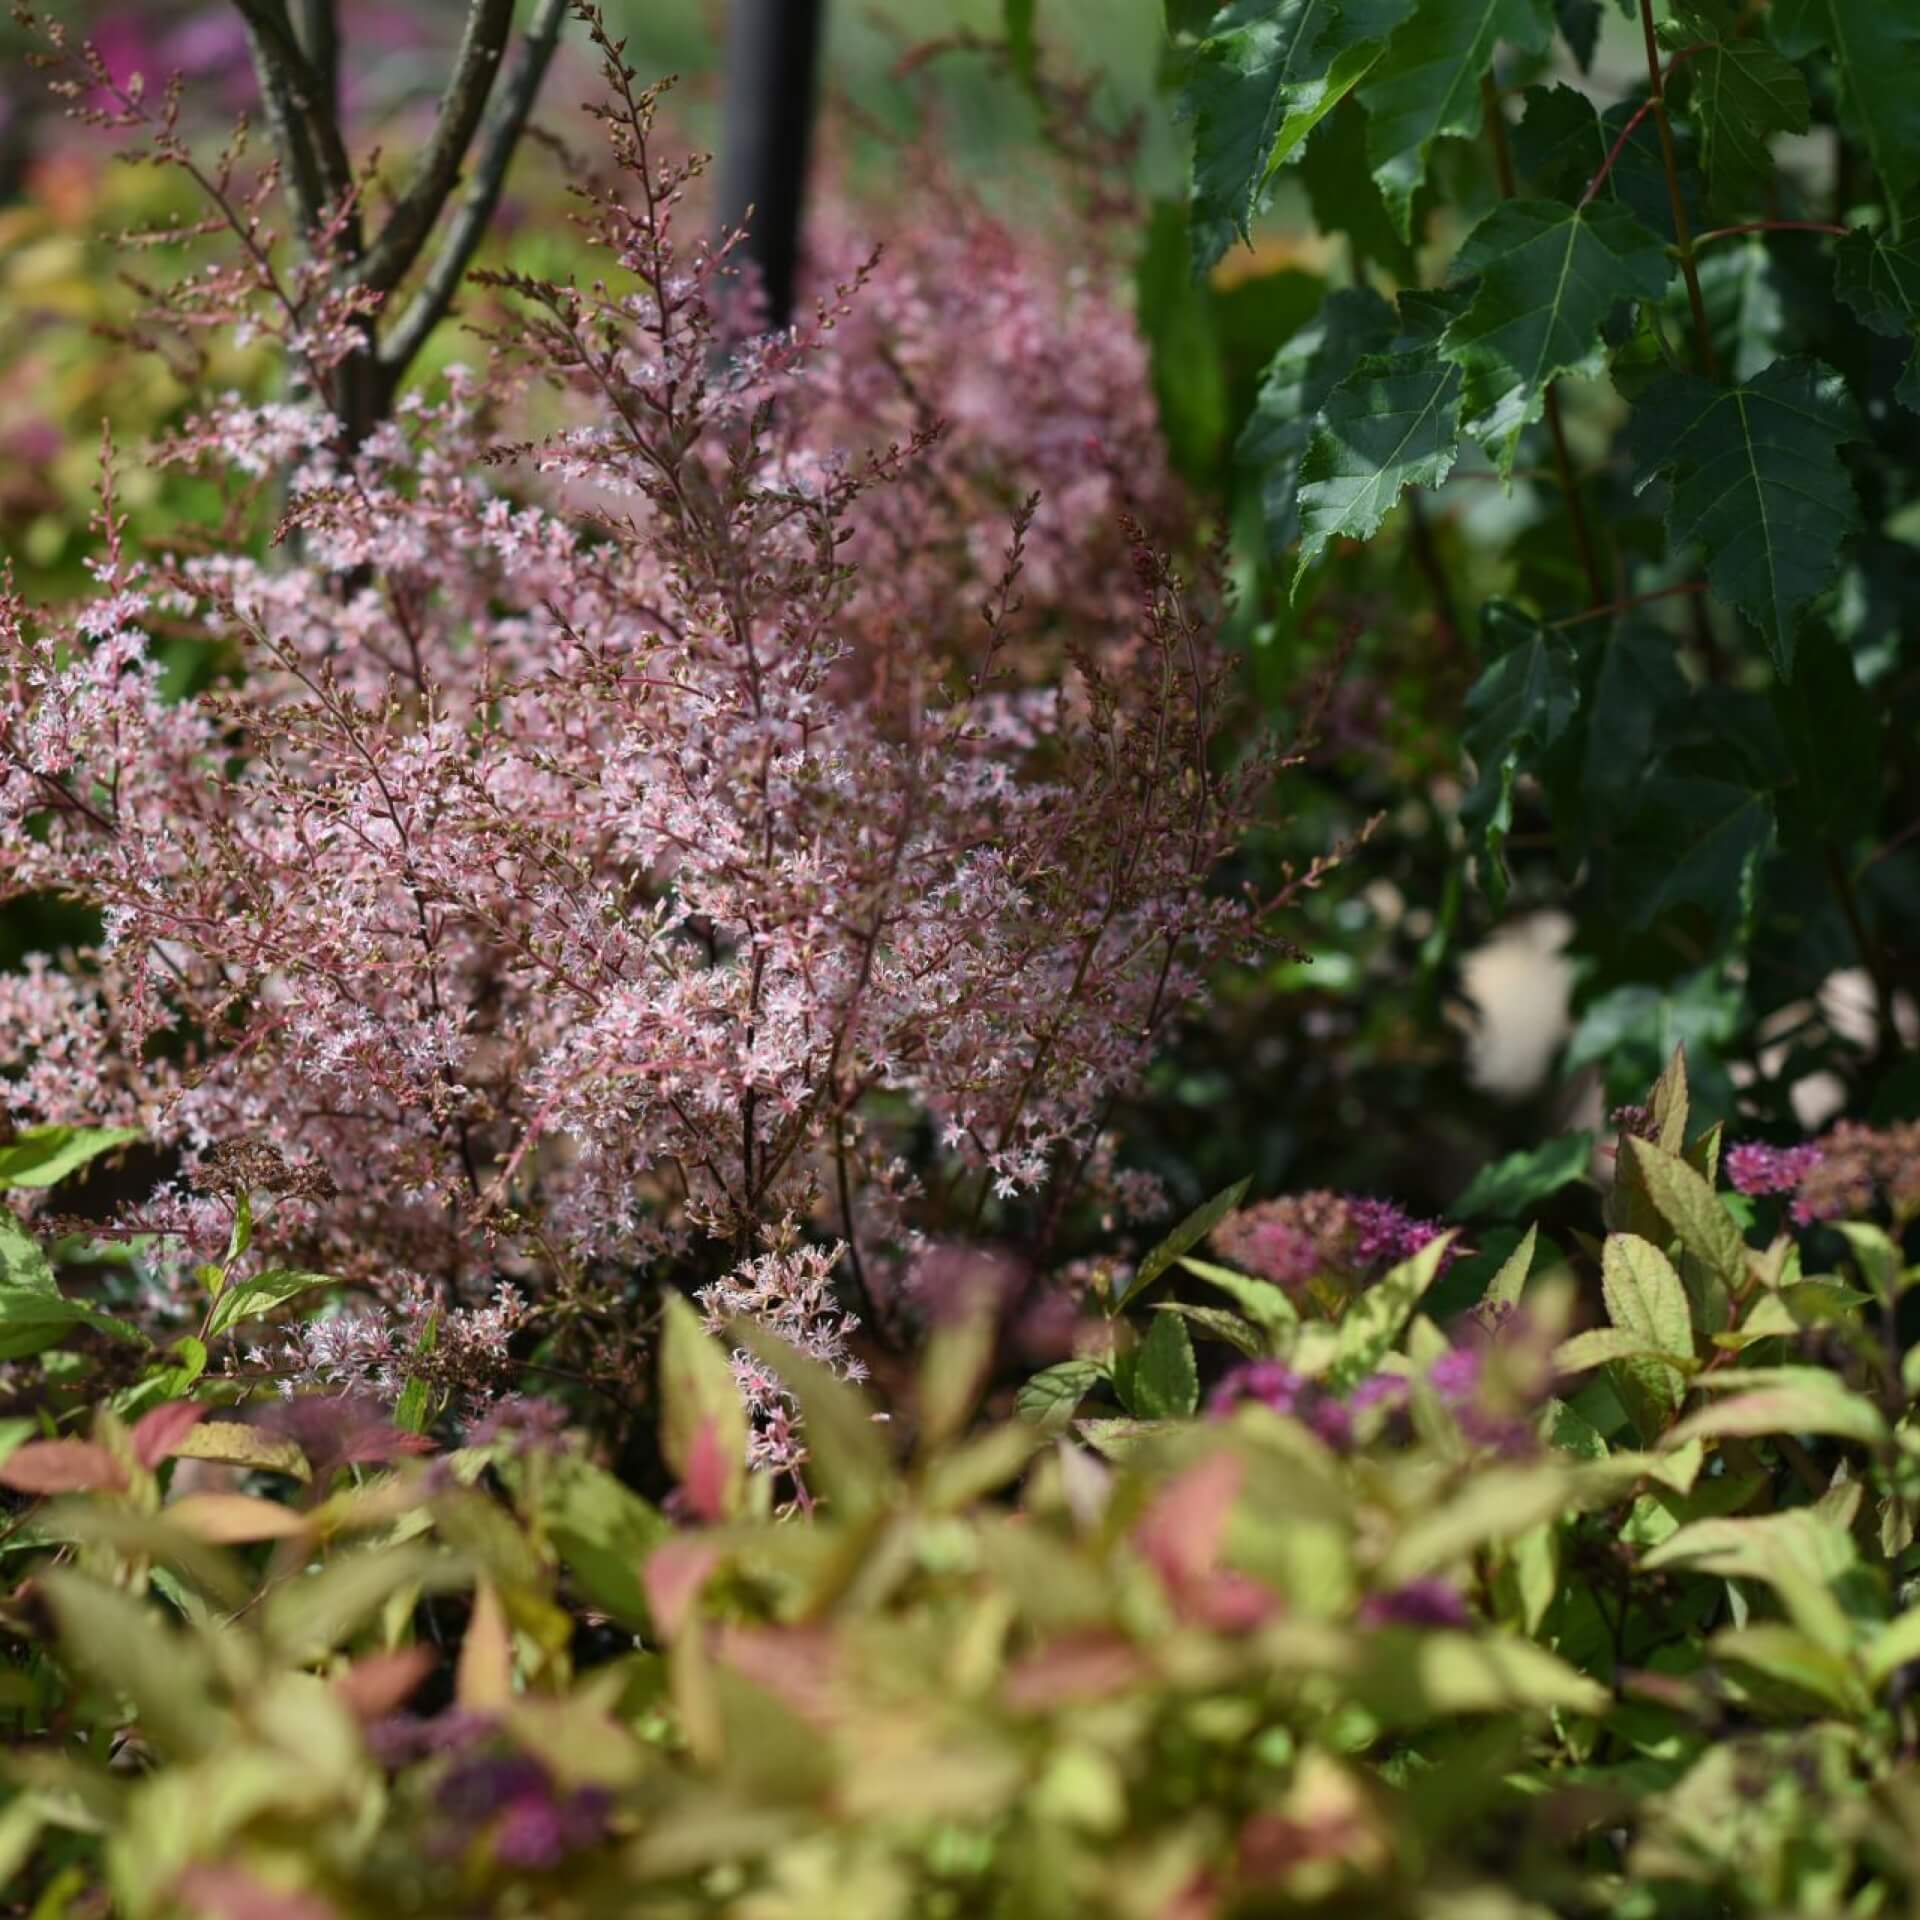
<box><xmin>0</xmin><ymin>20</ymin><xmax>1287</xmax><ymax>1432</ymax></box>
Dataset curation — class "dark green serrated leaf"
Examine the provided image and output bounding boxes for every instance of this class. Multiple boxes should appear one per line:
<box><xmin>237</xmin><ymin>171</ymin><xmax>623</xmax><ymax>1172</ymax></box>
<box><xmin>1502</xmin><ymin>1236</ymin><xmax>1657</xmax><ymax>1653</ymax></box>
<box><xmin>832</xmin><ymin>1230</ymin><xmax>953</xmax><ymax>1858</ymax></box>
<box><xmin>1511</xmin><ymin>83</ymin><xmax>1610</xmax><ymax>199</ymax></box>
<box><xmin>1834</xmin><ymin>222</ymin><xmax>1920</xmax><ymax>413</ymax></box>
<box><xmin>1358</xmin><ymin>0</ymin><xmax>1556</xmax><ymax>238</ymax></box>
<box><xmin>1004</xmin><ymin>0</ymin><xmax>1038</xmax><ymax>89</ymax></box>
<box><xmin>1298</xmin><ymin>95</ymin><xmax>1418</xmax><ymax>280</ymax></box>
<box><xmin>1582</xmin><ymin>623</ymin><xmax>1693</xmax><ymax>805</ymax></box>
<box><xmin>1016</xmin><ymin>1359</ymin><xmax>1107</xmax><ymax>1431</ymax></box>
<box><xmin>1460</xmin><ymin>613</ymin><xmax>1580</xmax><ymax>906</ymax></box>
<box><xmin>1615</xmin><ymin>777</ymin><xmax>1775</xmax><ymax>934</ymax></box>
<box><xmin>1182</xmin><ymin>0</ymin><xmax>1415</xmax><ymax>266</ymax></box>
<box><xmin>1673</xmin><ymin>22</ymin><xmax>1808</xmax><ymax>212</ymax></box>
<box><xmin>1774</xmin><ymin>0</ymin><xmax>1920</xmax><ymax>223</ymax></box>
<box><xmin>1630</xmin><ymin>357</ymin><xmax>1864</xmax><ymax>673</ymax></box>
<box><xmin>1237</xmin><ymin>285</ymin><xmax>1396</xmax><ymax>558</ymax></box>
<box><xmin>1555</xmin><ymin>0</ymin><xmax>1601</xmax><ymax>69</ymax></box>
<box><xmin>1293</xmin><ymin>346</ymin><xmax>1463</xmax><ymax>584</ymax></box>
<box><xmin>1441</xmin><ymin>199</ymin><xmax>1671</xmax><ymax>474</ymax></box>
<box><xmin>1772</xmin><ymin>627</ymin><xmax>1881</xmax><ymax>846</ymax></box>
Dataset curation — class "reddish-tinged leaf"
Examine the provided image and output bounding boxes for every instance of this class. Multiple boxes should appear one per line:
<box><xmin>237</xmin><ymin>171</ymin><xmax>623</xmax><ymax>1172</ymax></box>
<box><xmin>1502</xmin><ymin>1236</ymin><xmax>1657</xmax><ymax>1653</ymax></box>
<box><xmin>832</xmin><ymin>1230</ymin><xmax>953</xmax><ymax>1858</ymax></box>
<box><xmin>1134</xmin><ymin>1449</ymin><xmax>1242</xmax><ymax>1593</ymax></box>
<box><xmin>681</xmin><ymin>1415</ymin><xmax>733</xmax><ymax>1525</ymax></box>
<box><xmin>331</xmin><ymin>1646</ymin><xmax>437</xmax><ymax>1721</ymax></box>
<box><xmin>643</xmin><ymin>1537</ymin><xmax>725</xmax><ymax>1637</ymax></box>
<box><xmin>714</xmin><ymin>1624</ymin><xmax>840</xmax><ymax>1726</ymax></box>
<box><xmin>1003</xmin><ymin>1631</ymin><xmax>1152</xmax><ymax>1711</ymax></box>
<box><xmin>0</xmin><ymin>1440</ymin><xmax>127</xmax><ymax>1494</ymax></box>
<box><xmin>132</xmin><ymin>1400</ymin><xmax>209</xmax><ymax>1469</ymax></box>
<box><xmin>174</xmin><ymin>1865</ymin><xmax>341</xmax><ymax>1920</ymax></box>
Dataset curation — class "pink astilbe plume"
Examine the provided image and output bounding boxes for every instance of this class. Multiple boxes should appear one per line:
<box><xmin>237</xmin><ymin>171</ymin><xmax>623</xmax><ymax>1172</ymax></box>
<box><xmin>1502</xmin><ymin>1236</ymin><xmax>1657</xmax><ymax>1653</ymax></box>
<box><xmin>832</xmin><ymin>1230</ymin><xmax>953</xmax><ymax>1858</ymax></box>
<box><xmin>0</xmin><ymin>18</ymin><xmax>1290</xmax><ymax>1421</ymax></box>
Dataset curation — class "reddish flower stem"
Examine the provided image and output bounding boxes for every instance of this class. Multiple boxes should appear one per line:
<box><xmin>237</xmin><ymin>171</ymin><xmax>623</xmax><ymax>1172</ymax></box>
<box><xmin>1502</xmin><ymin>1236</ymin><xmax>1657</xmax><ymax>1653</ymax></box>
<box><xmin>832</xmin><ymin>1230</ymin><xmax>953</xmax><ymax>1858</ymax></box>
<box><xmin>1693</xmin><ymin>219</ymin><xmax>1850</xmax><ymax>247</ymax></box>
<box><xmin>1548</xmin><ymin>580</ymin><xmax>1706</xmax><ymax>629</ymax></box>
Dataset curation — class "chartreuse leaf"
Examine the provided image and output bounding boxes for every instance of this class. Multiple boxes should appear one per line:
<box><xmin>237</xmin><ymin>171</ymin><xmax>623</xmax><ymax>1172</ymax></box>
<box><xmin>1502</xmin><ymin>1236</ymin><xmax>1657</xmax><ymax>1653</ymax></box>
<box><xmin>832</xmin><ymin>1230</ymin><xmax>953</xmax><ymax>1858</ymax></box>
<box><xmin>1773</xmin><ymin>0</ymin><xmax>1920</xmax><ymax>227</ymax></box>
<box><xmin>1621</xmin><ymin>1136</ymin><xmax>1748</xmax><ymax>1294</ymax></box>
<box><xmin>1003</xmin><ymin>0</ymin><xmax>1037</xmax><ymax>89</ymax></box>
<box><xmin>1630</xmin><ymin>357</ymin><xmax>1863</xmax><ymax>674</ymax></box>
<box><xmin>1668</xmin><ymin>1366</ymin><xmax>1891</xmax><ymax>1452</ymax></box>
<box><xmin>1327</xmin><ymin>1231</ymin><xmax>1456</xmax><ymax>1388</ymax></box>
<box><xmin>1117</xmin><ymin>1176</ymin><xmax>1250</xmax><ymax>1309</ymax></box>
<box><xmin>537</xmin><ymin>1455</ymin><xmax>672</xmax><ymax>1632</ymax></box>
<box><xmin>1293</xmin><ymin>347</ymin><xmax>1463</xmax><ymax>585</ymax></box>
<box><xmin>203</xmin><ymin>1269</ymin><xmax>335</xmax><ymax>1341</ymax></box>
<box><xmin>1016</xmin><ymin>1359</ymin><xmax>1106</xmax><ymax>1431</ymax></box>
<box><xmin>1669</xmin><ymin>11</ymin><xmax>1809</xmax><ymax>211</ymax></box>
<box><xmin>1639</xmin><ymin>1510</ymin><xmax>1860</xmax><ymax>1654</ymax></box>
<box><xmin>1357</xmin><ymin>0</ymin><xmax>1555</xmax><ymax>238</ymax></box>
<box><xmin>1182</xmin><ymin>0</ymin><xmax>1416</xmax><ymax>265</ymax></box>
<box><xmin>1238</xmin><ymin>286</ymin><xmax>1396</xmax><ymax>558</ymax></box>
<box><xmin>1180</xmin><ymin>1255</ymin><xmax>1300</xmax><ymax>1330</ymax></box>
<box><xmin>0</xmin><ymin>1125</ymin><xmax>142</xmax><ymax>1192</ymax></box>
<box><xmin>1440</xmin><ymin>200</ymin><xmax>1671</xmax><ymax>474</ymax></box>
<box><xmin>1709</xmin><ymin>1623</ymin><xmax>1869</xmax><ymax>1718</ymax></box>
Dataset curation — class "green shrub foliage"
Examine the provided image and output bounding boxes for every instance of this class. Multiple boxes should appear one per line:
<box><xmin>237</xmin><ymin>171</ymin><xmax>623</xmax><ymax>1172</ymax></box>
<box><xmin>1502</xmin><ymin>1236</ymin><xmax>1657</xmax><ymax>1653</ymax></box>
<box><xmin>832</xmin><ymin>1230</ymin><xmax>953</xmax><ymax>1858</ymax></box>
<box><xmin>5</xmin><ymin>1057</ymin><xmax>1920</xmax><ymax>1915</ymax></box>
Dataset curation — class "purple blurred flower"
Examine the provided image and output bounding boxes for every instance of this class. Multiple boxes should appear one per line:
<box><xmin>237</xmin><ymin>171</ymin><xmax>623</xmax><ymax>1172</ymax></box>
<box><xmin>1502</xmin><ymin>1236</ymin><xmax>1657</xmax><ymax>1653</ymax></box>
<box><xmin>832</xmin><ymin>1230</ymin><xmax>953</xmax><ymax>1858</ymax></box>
<box><xmin>1359</xmin><ymin>1578</ymin><xmax>1471</xmax><ymax>1629</ymax></box>
<box><xmin>436</xmin><ymin>1752</ymin><xmax>550</xmax><ymax>1824</ymax></box>
<box><xmin>466</xmin><ymin>1394</ymin><xmax>571</xmax><ymax>1453</ymax></box>
<box><xmin>1348</xmin><ymin>1196</ymin><xmax>1448</xmax><ymax>1271</ymax></box>
<box><xmin>1427</xmin><ymin>1348</ymin><xmax>1482</xmax><ymax>1403</ymax></box>
<box><xmin>1725</xmin><ymin>1140</ymin><xmax>1824</xmax><ymax>1198</ymax></box>
<box><xmin>493</xmin><ymin>1786</ymin><xmax>612</xmax><ymax>1870</ymax></box>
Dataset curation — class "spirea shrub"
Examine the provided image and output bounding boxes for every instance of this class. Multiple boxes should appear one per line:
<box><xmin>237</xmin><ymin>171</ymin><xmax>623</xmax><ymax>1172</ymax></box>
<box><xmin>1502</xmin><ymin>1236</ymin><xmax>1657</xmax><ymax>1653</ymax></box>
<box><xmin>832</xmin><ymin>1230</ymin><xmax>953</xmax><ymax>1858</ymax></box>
<box><xmin>0</xmin><ymin>26</ymin><xmax>1281</xmax><ymax>1417</ymax></box>
<box><xmin>7</xmin><ymin>1056</ymin><xmax>1920</xmax><ymax>1917</ymax></box>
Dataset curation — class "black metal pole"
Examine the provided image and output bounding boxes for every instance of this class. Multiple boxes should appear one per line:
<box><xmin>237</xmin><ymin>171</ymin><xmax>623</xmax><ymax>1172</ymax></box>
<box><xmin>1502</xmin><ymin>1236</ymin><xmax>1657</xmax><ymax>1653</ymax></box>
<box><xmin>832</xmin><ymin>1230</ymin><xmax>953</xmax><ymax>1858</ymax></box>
<box><xmin>715</xmin><ymin>0</ymin><xmax>825</xmax><ymax>332</ymax></box>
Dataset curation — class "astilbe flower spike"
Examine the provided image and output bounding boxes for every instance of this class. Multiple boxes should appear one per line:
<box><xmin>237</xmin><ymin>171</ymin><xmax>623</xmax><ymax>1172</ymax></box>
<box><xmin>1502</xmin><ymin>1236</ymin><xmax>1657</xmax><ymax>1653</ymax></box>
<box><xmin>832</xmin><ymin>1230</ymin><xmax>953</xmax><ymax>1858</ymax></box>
<box><xmin>0</xmin><ymin>28</ymin><xmax>1286</xmax><ymax>1446</ymax></box>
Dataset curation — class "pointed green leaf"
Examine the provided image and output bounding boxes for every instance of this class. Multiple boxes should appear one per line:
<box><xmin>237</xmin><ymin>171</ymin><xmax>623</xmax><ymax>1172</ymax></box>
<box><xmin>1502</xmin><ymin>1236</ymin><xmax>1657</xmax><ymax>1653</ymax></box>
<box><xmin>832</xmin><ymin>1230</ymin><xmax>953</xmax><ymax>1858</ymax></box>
<box><xmin>1630</xmin><ymin>357</ymin><xmax>1864</xmax><ymax>672</ymax></box>
<box><xmin>1486</xmin><ymin>1224</ymin><xmax>1539</xmax><ymax>1309</ymax></box>
<box><xmin>1179</xmin><ymin>1255</ymin><xmax>1301</xmax><ymax>1330</ymax></box>
<box><xmin>1128</xmin><ymin>1311</ymin><xmax>1199</xmax><ymax>1420</ymax></box>
<box><xmin>0</xmin><ymin>1125</ymin><xmax>143</xmax><ymax>1192</ymax></box>
<box><xmin>1774</xmin><ymin>0</ymin><xmax>1920</xmax><ymax>225</ymax></box>
<box><xmin>1117</xmin><ymin>1177</ymin><xmax>1251</xmax><ymax>1309</ymax></box>
<box><xmin>1328</xmin><ymin>1231</ymin><xmax>1457</xmax><ymax>1388</ymax></box>
<box><xmin>1451</xmin><ymin>1133</ymin><xmax>1593</xmax><ymax>1221</ymax></box>
<box><xmin>204</xmin><ymin>1269</ymin><xmax>337</xmax><ymax>1341</ymax></box>
<box><xmin>1834</xmin><ymin>222</ymin><xmax>1920</xmax><ymax>413</ymax></box>
<box><xmin>1181</xmin><ymin>0</ymin><xmax>1416</xmax><ymax>266</ymax></box>
<box><xmin>1441</xmin><ymin>199</ymin><xmax>1671</xmax><ymax>473</ymax></box>
<box><xmin>1016</xmin><ymin>1359</ymin><xmax>1106</xmax><ymax>1432</ymax></box>
<box><xmin>1670</xmin><ymin>1366</ymin><xmax>1891</xmax><ymax>1452</ymax></box>
<box><xmin>1622</xmin><ymin>1136</ymin><xmax>1749</xmax><ymax>1293</ymax></box>
<box><xmin>1238</xmin><ymin>286</ymin><xmax>1396</xmax><ymax>558</ymax></box>
<box><xmin>1293</xmin><ymin>347</ymin><xmax>1463</xmax><ymax>585</ymax></box>
<box><xmin>1674</xmin><ymin>23</ymin><xmax>1809</xmax><ymax>211</ymax></box>
<box><xmin>0</xmin><ymin>1208</ymin><xmax>57</xmax><ymax>1298</ymax></box>
<box><xmin>1357</xmin><ymin>0</ymin><xmax>1555</xmax><ymax>237</ymax></box>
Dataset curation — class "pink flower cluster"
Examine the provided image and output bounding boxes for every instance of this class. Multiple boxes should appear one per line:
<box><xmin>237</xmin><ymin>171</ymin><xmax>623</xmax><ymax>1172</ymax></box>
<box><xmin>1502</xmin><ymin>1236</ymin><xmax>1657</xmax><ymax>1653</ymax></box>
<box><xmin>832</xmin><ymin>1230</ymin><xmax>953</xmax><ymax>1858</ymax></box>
<box><xmin>1209</xmin><ymin>1191</ymin><xmax>1449</xmax><ymax>1303</ymax></box>
<box><xmin>1724</xmin><ymin>1123</ymin><xmax>1920</xmax><ymax>1229</ymax></box>
<box><xmin>0</xmin><ymin>60</ymin><xmax>1272</xmax><ymax>1406</ymax></box>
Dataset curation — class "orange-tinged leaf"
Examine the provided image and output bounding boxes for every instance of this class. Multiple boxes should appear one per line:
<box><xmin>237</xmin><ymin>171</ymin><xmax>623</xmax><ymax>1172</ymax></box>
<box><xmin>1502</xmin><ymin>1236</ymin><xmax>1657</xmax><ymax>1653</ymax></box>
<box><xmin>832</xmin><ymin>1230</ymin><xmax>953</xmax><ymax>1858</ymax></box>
<box><xmin>164</xmin><ymin>1493</ymin><xmax>309</xmax><ymax>1543</ymax></box>
<box><xmin>331</xmin><ymin>1646</ymin><xmax>437</xmax><ymax>1722</ymax></box>
<box><xmin>457</xmin><ymin>1579</ymin><xmax>514</xmax><ymax>1710</ymax></box>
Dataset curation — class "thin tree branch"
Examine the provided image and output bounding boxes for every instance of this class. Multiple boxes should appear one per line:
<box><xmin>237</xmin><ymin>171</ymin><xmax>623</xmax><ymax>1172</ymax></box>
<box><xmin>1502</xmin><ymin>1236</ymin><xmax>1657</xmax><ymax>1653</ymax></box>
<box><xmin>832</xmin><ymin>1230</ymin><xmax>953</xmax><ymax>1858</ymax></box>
<box><xmin>378</xmin><ymin>0</ymin><xmax>569</xmax><ymax>375</ymax></box>
<box><xmin>1636</xmin><ymin>0</ymin><xmax>1717</xmax><ymax>379</ymax></box>
<box><xmin>351</xmin><ymin>0</ymin><xmax>517</xmax><ymax>296</ymax></box>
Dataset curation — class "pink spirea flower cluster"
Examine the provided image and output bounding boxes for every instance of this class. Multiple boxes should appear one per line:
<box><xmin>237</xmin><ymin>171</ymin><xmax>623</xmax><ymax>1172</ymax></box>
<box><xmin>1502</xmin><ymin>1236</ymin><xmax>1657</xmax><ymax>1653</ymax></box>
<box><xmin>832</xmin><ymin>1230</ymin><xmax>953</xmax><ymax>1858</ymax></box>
<box><xmin>1724</xmin><ymin>1124</ymin><xmax>1920</xmax><ymax>1228</ymax></box>
<box><xmin>0</xmin><ymin>67</ymin><xmax>1268</xmax><ymax>1415</ymax></box>
<box><xmin>1209</xmin><ymin>1191</ymin><xmax>1450</xmax><ymax>1302</ymax></box>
